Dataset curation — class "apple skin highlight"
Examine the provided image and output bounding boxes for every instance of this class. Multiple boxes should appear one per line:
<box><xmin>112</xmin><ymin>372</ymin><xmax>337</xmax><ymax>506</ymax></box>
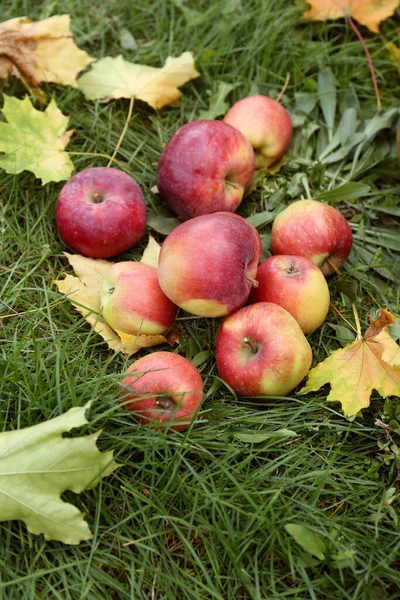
<box><xmin>216</xmin><ymin>302</ymin><xmax>312</xmax><ymax>397</ymax></box>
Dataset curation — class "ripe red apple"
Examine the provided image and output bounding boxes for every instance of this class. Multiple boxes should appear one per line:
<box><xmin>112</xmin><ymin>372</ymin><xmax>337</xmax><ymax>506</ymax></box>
<box><xmin>101</xmin><ymin>261</ymin><xmax>178</xmax><ymax>335</ymax></box>
<box><xmin>223</xmin><ymin>95</ymin><xmax>293</xmax><ymax>168</ymax></box>
<box><xmin>56</xmin><ymin>166</ymin><xmax>147</xmax><ymax>258</ymax></box>
<box><xmin>216</xmin><ymin>302</ymin><xmax>312</xmax><ymax>397</ymax></box>
<box><xmin>248</xmin><ymin>255</ymin><xmax>330</xmax><ymax>334</ymax></box>
<box><xmin>119</xmin><ymin>352</ymin><xmax>203</xmax><ymax>431</ymax></box>
<box><xmin>156</xmin><ymin>120</ymin><xmax>255</xmax><ymax>220</ymax></box>
<box><xmin>270</xmin><ymin>200</ymin><xmax>353</xmax><ymax>276</ymax></box>
<box><xmin>158</xmin><ymin>212</ymin><xmax>262</xmax><ymax>317</ymax></box>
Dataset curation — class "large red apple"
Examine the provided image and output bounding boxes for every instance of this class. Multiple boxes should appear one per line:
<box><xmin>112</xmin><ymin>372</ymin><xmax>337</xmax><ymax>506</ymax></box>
<box><xmin>270</xmin><ymin>200</ymin><xmax>353</xmax><ymax>276</ymax></box>
<box><xmin>248</xmin><ymin>255</ymin><xmax>330</xmax><ymax>334</ymax></box>
<box><xmin>157</xmin><ymin>212</ymin><xmax>262</xmax><ymax>317</ymax></box>
<box><xmin>216</xmin><ymin>302</ymin><xmax>312</xmax><ymax>397</ymax></box>
<box><xmin>101</xmin><ymin>261</ymin><xmax>178</xmax><ymax>336</ymax></box>
<box><xmin>156</xmin><ymin>120</ymin><xmax>255</xmax><ymax>220</ymax></box>
<box><xmin>119</xmin><ymin>352</ymin><xmax>203</xmax><ymax>431</ymax></box>
<box><xmin>56</xmin><ymin>167</ymin><xmax>147</xmax><ymax>258</ymax></box>
<box><xmin>223</xmin><ymin>95</ymin><xmax>293</xmax><ymax>168</ymax></box>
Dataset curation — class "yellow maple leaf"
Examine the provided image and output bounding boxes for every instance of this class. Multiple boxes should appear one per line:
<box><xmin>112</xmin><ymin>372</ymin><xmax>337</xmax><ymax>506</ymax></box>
<box><xmin>53</xmin><ymin>235</ymin><xmax>180</xmax><ymax>356</ymax></box>
<box><xmin>303</xmin><ymin>0</ymin><xmax>399</xmax><ymax>34</ymax></box>
<box><xmin>300</xmin><ymin>309</ymin><xmax>400</xmax><ymax>417</ymax></box>
<box><xmin>0</xmin><ymin>95</ymin><xmax>74</xmax><ymax>184</ymax></box>
<box><xmin>387</xmin><ymin>42</ymin><xmax>400</xmax><ymax>75</ymax></box>
<box><xmin>77</xmin><ymin>51</ymin><xmax>200</xmax><ymax>109</ymax></box>
<box><xmin>0</xmin><ymin>14</ymin><xmax>93</xmax><ymax>92</ymax></box>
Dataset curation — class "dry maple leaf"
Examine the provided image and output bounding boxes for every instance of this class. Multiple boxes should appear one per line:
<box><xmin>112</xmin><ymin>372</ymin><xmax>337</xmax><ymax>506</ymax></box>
<box><xmin>303</xmin><ymin>0</ymin><xmax>399</xmax><ymax>34</ymax></box>
<box><xmin>77</xmin><ymin>51</ymin><xmax>200</xmax><ymax>109</ymax></box>
<box><xmin>53</xmin><ymin>235</ymin><xmax>181</xmax><ymax>356</ymax></box>
<box><xmin>0</xmin><ymin>14</ymin><xmax>93</xmax><ymax>92</ymax></box>
<box><xmin>300</xmin><ymin>308</ymin><xmax>400</xmax><ymax>417</ymax></box>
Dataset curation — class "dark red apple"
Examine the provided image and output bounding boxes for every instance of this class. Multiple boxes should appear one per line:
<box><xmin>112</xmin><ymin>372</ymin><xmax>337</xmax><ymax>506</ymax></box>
<box><xmin>56</xmin><ymin>167</ymin><xmax>147</xmax><ymax>258</ymax></box>
<box><xmin>156</xmin><ymin>120</ymin><xmax>255</xmax><ymax>220</ymax></box>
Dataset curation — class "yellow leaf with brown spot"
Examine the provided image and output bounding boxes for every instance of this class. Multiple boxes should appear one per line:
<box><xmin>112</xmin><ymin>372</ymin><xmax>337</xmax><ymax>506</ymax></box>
<box><xmin>303</xmin><ymin>0</ymin><xmax>399</xmax><ymax>34</ymax></box>
<box><xmin>53</xmin><ymin>236</ymin><xmax>180</xmax><ymax>356</ymax></box>
<box><xmin>77</xmin><ymin>52</ymin><xmax>200</xmax><ymax>109</ymax></box>
<box><xmin>300</xmin><ymin>309</ymin><xmax>400</xmax><ymax>417</ymax></box>
<box><xmin>0</xmin><ymin>14</ymin><xmax>93</xmax><ymax>92</ymax></box>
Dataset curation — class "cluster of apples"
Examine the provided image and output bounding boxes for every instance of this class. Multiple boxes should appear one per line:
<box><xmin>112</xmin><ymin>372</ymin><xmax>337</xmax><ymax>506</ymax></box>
<box><xmin>55</xmin><ymin>95</ymin><xmax>353</xmax><ymax>432</ymax></box>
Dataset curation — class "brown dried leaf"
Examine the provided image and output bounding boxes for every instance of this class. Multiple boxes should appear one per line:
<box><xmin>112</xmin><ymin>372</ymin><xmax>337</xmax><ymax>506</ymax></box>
<box><xmin>0</xmin><ymin>14</ymin><xmax>93</xmax><ymax>92</ymax></box>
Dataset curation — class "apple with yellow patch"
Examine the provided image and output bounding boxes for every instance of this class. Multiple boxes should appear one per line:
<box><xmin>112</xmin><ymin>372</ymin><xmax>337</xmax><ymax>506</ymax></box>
<box><xmin>101</xmin><ymin>261</ymin><xmax>178</xmax><ymax>335</ymax></box>
<box><xmin>248</xmin><ymin>255</ymin><xmax>330</xmax><ymax>334</ymax></box>
<box><xmin>223</xmin><ymin>95</ymin><xmax>293</xmax><ymax>168</ymax></box>
<box><xmin>216</xmin><ymin>302</ymin><xmax>312</xmax><ymax>397</ymax></box>
<box><xmin>271</xmin><ymin>200</ymin><xmax>353</xmax><ymax>276</ymax></box>
<box><xmin>157</xmin><ymin>212</ymin><xmax>262</xmax><ymax>317</ymax></box>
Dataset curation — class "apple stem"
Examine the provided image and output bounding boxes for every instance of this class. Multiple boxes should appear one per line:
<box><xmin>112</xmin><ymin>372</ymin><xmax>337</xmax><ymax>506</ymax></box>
<box><xmin>326</xmin><ymin>258</ymin><xmax>341</xmax><ymax>276</ymax></box>
<box><xmin>225</xmin><ymin>179</ymin><xmax>240</xmax><ymax>190</ymax></box>
<box><xmin>107</xmin><ymin>96</ymin><xmax>135</xmax><ymax>168</ymax></box>
<box><xmin>155</xmin><ymin>396</ymin><xmax>173</xmax><ymax>410</ymax></box>
<box><xmin>352</xmin><ymin>303</ymin><xmax>363</xmax><ymax>341</ymax></box>
<box><xmin>243</xmin><ymin>337</ymin><xmax>258</xmax><ymax>353</ymax></box>
<box><xmin>247</xmin><ymin>276</ymin><xmax>259</xmax><ymax>288</ymax></box>
<box><xmin>92</xmin><ymin>191</ymin><xmax>103</xmax><ymax>203</ymax></box>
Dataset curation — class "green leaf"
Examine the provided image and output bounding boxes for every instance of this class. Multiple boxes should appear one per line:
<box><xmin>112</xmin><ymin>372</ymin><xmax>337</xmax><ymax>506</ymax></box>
<box><xmin>0</xmin><ymin>402</ymin><xmax>118</xmax><ymax>544</ymax></box>
<box><xmin>0</xmin><ymin>95</ymin><xmax>74</xmax><ymax>184</ymax></box>
<box><xmin>147</xmin><ymin>213</ymin><xmax>181</xmax><ymax>235</ymax></box>
<box><xmin>246</xmin><ymin>210</ymin><xmax>276</xmax><ymax>229</ymax></box>
<box><xmin>234</xmin><ymin>429</ymin><xmax>298</xmax><ymax>443</ymax></box>
<box><xmin>285</xmin><ymin>523</ymin><xmax>326</xmax><ymax>560</ymax></box>
<box><xmin>315</xmin><ymin>182</ymin><xmax>370</xmax><ymax>203</ymax></box>
<box><xmin>318</xmin><ymin>67</ymin><xmax>336</xmax><ymax>142</ymax></box>
<box><xmin>198</xmin><ymin>82</ymin><xmax>237</xmax><ymax>120</ymax></box>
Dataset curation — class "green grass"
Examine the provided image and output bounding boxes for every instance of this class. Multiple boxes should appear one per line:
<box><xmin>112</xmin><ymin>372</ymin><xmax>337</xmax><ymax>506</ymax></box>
<box><xmin>1</xmin><ymin>0</ymin><xmax>400</xmax><ymax>598</ymax></box>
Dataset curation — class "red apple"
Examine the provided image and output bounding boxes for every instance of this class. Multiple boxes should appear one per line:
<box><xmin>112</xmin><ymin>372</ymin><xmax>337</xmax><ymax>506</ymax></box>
<box><xmin>156</xmin><ymin>120</ymin><xmax>255</xmax><ymax>220</ymax></box>
<box><xmin>270</xmin><ymin>200</ymin><xmax>353</xmax><ymax>276</ymax></box>
<box><xmin>158</xmin><ymin>212</ymin><xmax>262</xmax><ymax>317</ymax></box>
<box><xmin>223</xmin><ymin>95</ymin><xmax>293</xmax><ymax>168</ymax></box>
<box><xmin>248</xmin><ymin>255</ymin><xmax>330</xmax><ymax>334</ymax></box>
<box><xmin>100</xmin><ymin>261</ymin><xmax>178</xmax><ymax>336</ymax></box>
<box><xmin>216</xmin><ymin>302</ymin><xmax>312</xmax><ymax>397</ymax></box>
<box><xmin>119</xmin><ymin>352</ymin><xmax>203</xmax><ymax>431</ymax></box>
<box><xmin>56</xmin><ymin>167</ymin><xmax>147</xmax><ymax>258</ymax></box>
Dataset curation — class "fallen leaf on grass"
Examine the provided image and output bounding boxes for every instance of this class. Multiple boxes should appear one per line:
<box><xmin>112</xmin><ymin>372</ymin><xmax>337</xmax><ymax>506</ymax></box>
<box><xmin>303</xmin><ymin>0</ymin><xmax>399</xmax><ymax>33</ymax></box>
<box><xmin>0</xmin><ymin>14</ymin><xmax>93</xmax><ymax>92</ymax></box>
<box><xmin>53</xmin><ymin>235</ymin><xmax>180</xmax><ymax>356</ymax></box>
<box><xmin>77</xmin><ymin>51</ymin><xmax>200</xmax><ymax>109</ymax></box>
<box><xmin>0</xmin><ymin>402</ymin><xmax>118</xmax><ymax>544</ymax></box>
<box><xmin>0</xmin><ymin>95</ymin><xmax>74</xmax><ymax>184</ymax></box>
<box><xmin>300</xmin><ymin>309</ymin><xmax>400</xmax><ymax>417</ymax></box>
